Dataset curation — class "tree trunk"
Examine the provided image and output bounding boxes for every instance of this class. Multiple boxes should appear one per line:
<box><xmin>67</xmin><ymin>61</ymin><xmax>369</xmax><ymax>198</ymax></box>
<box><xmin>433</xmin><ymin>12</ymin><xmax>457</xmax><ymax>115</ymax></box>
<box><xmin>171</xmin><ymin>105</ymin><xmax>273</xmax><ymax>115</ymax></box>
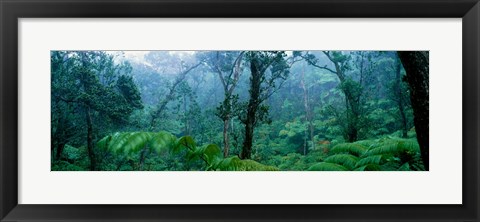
<box><xmin>323</xmin><ymin>52</ymin><xmax>360</xmax><ymax>142</ymax></box>
<box><xmin>223</xmin><ymin>117</ymin><xmax>230</xmax><ymax>157</ymax></box>
<box><xmin>300</xmin><ymin>66</ymin><xmax>314</xmax><ymax>154</ymax></box>
<box><xmin>183</xmin><ymin>95</ymin><xmax>189</xmax><ymax>135</ymax></box>
<box><xmin>394</xmin><ymin>56</ymin><xmax>408</xmax><ymax>138</ymax></box>
<box><xmin>346</xmin><ymin>122</ymin><xmax>358</xmax><ymax>142</ymax></box>
<box><xmin>54</xmin><ymin>113</ymin><xmax>68</xmax><ymax>160</ymax></box>
<box><xmin>241</xmin><ymin>115</ymin><xmax>255</xmax><ymax>159</ymax></box>
<box><xmin>397</xmin><ymin>51</ymin><xmax>429</xmax><ymax>170</ymax></box>
<box><xmin>86</xmin><ymin>106</ymin><xmax>96</xmax><ymax>171</ymax></box>
<box><xmin>240</xmin><ymin>59</ymin><xmax>261</xmax><ymax>159</ymax></box>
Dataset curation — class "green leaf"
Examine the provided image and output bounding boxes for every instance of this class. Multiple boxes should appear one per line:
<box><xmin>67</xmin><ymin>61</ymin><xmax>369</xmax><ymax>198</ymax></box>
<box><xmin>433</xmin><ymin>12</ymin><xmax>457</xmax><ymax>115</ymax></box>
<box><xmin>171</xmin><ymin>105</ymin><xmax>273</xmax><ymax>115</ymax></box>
<box><xmin>398</xmin><ymin>162</ymin><xmax>410</xmax><ymax>171</ymax></box>
<box><xmin>330</xmin><ymin>143</ymin><xmax>367</xmax><ymax>157</ymax></box>
<box><xmin>365</xmin><ymin>138</ymin><xmax>419</xmax><ymax>156</ymax></box>
<box><xmin>200</xmin><ymin>144</ymin><xmax>222</xmax><ymax>166</ymax></box>
<box><xmin>354</xmin><ymin>164</ymin><xmax>382</xmax><ymax>171</ymax></box>
<box><xmin>97</xmin><ymin>135</ymin><xmax>112</xmax><ymax>150</ymax></box>
<box><xmin>307</xmin><ymin>162</ymin><xmax>348</xmax><ymax>171</ymax></box>
<box><xmin>175</xmin><ymin>136</ymin><xmax>196</xmax><ymax>153</ymax></box>
<box><xmin>121</xmin><ymin>132</ymin><xmax>152</xmax><ymax>154</ymax></box>
<box><xmin>215</xmin><ymin>156</ymin><xmax>278</xmax><ymax>171</ymax></box>
<box><xmin>324</xmin><ymin>154</ymin><xmax>358</xmax><ymax>170</ymax></box>
<box><xmin>108</xmin><ymin>132</ymin><xmax>136</xmax><ymax>154</ymax></box>
<box><xmin>355</xmin><ymin>155</ymin><xmax>383</xmax><ymax>168</ymax></box>
<box><xmin>99</xmin><ymin>131</ymin><xmax>177</xmax><ymax>155</ymax></box>
<box><xmin>149</xmin><ymin>131</ymin><xmax>176</xmax><ymax>154</ymax></box>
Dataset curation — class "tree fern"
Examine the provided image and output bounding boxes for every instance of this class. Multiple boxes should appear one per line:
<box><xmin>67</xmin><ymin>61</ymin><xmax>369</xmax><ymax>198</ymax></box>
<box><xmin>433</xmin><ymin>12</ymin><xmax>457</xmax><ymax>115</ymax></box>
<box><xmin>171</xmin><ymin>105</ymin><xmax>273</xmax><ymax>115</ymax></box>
<box><xmin>120</xmin><ymin>132</ymin><xmax>153</xmax><ymax>154</ymax></box>
<box><xmin>308</xmin><ymin>137</ymin><xmax>422</xmax><ymax>171</ymax></box>
<box><xmin>355</xmin><ymin>155</ymin><xmax>383</xmax><ymax>168</ymax></box>
<box><xmin>108</xmin><ymin>132</ymin><xmax>146</xmax><ymax>154</ymax></box>
<box><xmin>353</xmin><ymin>139</ymin><xmax>376</xmax><ymax>148</ymax></box>
<box><xmin>307</xmin><ymin>162</ymin><xmax>348</xmax><ymax>171</ymax></box>
<box><xmin>197</xmin><ymin>144</ymin><xmax>223</xmax><ymax>168</ymax></box>
<box><xmin>98</xmin><ymin>131</ymin><xmax>176</xmax><ymax>155</ymax></box>
<box><xmin>354</xmin><ymin>164</ymin><xmax>381</xmax><ymax>171</ymax></box>
<box><xmin>365</xmin><ymin>137</ymin><xmax>419</xmax><ymax>156</ymax></box>
<box><xmin>329</xmin><ymin>143</ymin><xmax>367</xmax><ymax>157</ymax></box>
<box><xmin>215</xmin><ymin>156</ymin><xmax>278</xmax><ymax>171</ymax></box>
<box><xmin>149</xmin><ymin>131</ymin><xmax>177</xmax><ymax>154</ymax></box>
<box><xmin>398</xmin><ymin>162</ymin><xmax>410</xmax><ymax>171</ymax></box>
<box><xmin>175</xmin><ymin>136</ymin><xmax>196</xmax><ymax>153</ymax></box>
<box><xmin>97</xmin><ymin>131</ymin><xmax>278</xmax><ymax>171</ymax></box>
<box><xmin>324</xmin><ymin>154</ymin><xmax>358</xmax><ymax>170</ymax></box>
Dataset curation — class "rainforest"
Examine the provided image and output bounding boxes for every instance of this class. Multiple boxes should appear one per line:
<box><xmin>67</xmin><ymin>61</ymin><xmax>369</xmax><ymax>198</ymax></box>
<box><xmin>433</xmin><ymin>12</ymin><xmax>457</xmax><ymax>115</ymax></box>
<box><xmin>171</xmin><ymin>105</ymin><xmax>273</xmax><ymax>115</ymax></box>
<box><xmin>51</xmin><ymin>51</ymin><xmax>429</xmax><ymax>171</ymax></box>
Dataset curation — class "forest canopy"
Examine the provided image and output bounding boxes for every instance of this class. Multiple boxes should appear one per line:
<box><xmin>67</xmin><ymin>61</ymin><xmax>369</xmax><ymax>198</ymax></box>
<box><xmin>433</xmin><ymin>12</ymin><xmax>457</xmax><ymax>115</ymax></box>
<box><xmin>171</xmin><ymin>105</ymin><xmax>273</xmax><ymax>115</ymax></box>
<box><xmin>51</xmin><ymin>50</ymin><xmax>429</xmax><ymax>171</ymax></box>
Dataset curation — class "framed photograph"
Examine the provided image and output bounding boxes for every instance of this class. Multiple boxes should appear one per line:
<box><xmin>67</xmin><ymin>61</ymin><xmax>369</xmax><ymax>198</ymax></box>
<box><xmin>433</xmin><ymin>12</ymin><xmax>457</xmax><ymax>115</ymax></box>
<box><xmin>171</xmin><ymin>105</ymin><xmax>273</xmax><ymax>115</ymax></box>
<box><xmin>1</xmin><ymin>0</ymin><xmax>479</xmax><ymax>221</ymax></box>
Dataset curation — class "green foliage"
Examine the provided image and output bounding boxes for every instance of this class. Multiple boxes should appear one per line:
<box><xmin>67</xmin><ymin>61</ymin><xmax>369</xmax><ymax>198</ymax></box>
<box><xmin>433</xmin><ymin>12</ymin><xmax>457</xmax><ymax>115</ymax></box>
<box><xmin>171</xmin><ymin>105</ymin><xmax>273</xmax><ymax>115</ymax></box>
<box><xmin>355</xmin><ymin>155</ymin><xmax>382</xmax><ymax>168</ymax></box>
<box><xmin>51</xmin><ymin>145</ymin><xmax>90</xmax><ymax>171</ymax></box>
<box><xmin>308</xmin><ymin>162</ymin><xmax>348</xmax><ymax>171</ymax></box>
<box><xmin>62</xmin><ymin>145</ymin><xmax>83</xmax><ymax>161</ymax></box>
<box><xmin>215</xmin><ymin>156</ymin><xmax>278</xmax><ymax>171</ymax></box>
<box><xmin>197</xmin><ymin>144</ymin><xmax>223</xmax><ymax>169</ymax></box>
<box><xmin>117</xmin><ymin>75</ymin><xmax>144</xmax><ymax>109</ymax></box>
<box><xmin>365</xmin><ymin>137</ymin><xmax>419</xmax><ymax>156</ymax></box>
<box><xmin>51</xmin><ymin>160</ymin><xmax>86</xmax><ymax>171</ymax></box>
<box><xmin>329</xmin><ymin>143</ymin><xmax>367</xmax><ymax>157</ymax></box>
<box><xmin>175</xmin><ymin>136</ymin><xmax>196</xmax><ymax>153</ymax></box>
<box><xmin>150</xmin><ymin>132</ymin><xmax>177</xmax><ymax>154</ymax></box>
<box><xmin>306</xmin><ymin>137</ymin><xmax>423</xmax><ymax>171</ymax></box>
<box><xmin>324</xmin><ymin>154</ymin><xmax>358</xmax><ymax>170</ymax></box>
<box><xmin>51</xmin><ymin>50</ymin><xmax>424</xmax><ymax>172</ymax></box>
<box><xmin>354</xmin><ymin>164</ymin><xmax>382</xmax><ymax>171</ymax></box>
<box><xmin>95</xmin><ymin>131</ymin><xmax>277</xmax><ymax>171</ymax></box>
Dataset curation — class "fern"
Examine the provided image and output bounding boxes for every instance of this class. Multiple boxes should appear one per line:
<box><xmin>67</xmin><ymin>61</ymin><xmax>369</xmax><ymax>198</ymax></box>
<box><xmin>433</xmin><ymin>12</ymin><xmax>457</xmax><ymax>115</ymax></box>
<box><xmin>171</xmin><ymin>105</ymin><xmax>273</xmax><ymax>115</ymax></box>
<box><xmin>215</xmin><ymin>156</ymin><xmax>278</xmax><ymax>171</ymax></box>
<box><xmin>98</xmin><ymin>131</ymin><xmax>176</xmax><ymax>155</ymax></box>
<box><xmin>354</xmin><ymin>164</ymin><xmax>381</xmax><ymax>171</ymax></box>
<box><xmin>108</xmin><ymin>132</ymin><xmax>144</xmax><ymax>154</ymax></box>
<box><xmin>97</xmin><ymin>135</ymin><xmax>112</xmax><ymax>151</ymax></box>
<box><xmin>149</xmin><ymin>131</ymin><xmax>176</xmax><ymax>154</ymax></box>
<box><xmin>398</xmin><ymin>162</ymin><xmax>410</xmax><ymax>171</ymax></box>
<box><xmin>308</xmin><ymin>136</ymin><xmax>422</xmax><ymax>171</ymax></box>
<box><xmin>355</xmin><ymin>155</ymin><xmax>383</xmax><ymax>168</ymax></box>
<box><xmin>97</xmin><ymin>131</ymin><xmax>278</xmax><ymax>171</ymax></box>
<box><xmin>365</xmin><ymin>137</ymin><xmax>419</xmax><ymax>156</ymax></box>
<box><xmin>329</xmin><ymin>143</ymin><xmax>367</xmax><ymax>157</ymax></box>
<box><xmin>197</xmin><ymin>144</ymin><xmax>222</xmax><ymax>168</ymax></box>
<box><xmin>175</xmin><ymin>136</ymin><xmax>196</xmax><ymax>153</ymax></box>
<box><xmin>324</xmin><ymin>154</ymin><xmax>358</xmax><ymax>170</ymax></box>
<box><xmin>353</xmin><ymin>139</ymin><xmax>376</xmax><ymax>148</ymax></box>
<box><xmin>307</xmin><ymin>162</ymin><xmax>348</xmax><ymax>171</ymax></box>
<box><xmin>121</xmin><ymin>132</ymin><xmax>152</xmax><ymax>154</ymax></box>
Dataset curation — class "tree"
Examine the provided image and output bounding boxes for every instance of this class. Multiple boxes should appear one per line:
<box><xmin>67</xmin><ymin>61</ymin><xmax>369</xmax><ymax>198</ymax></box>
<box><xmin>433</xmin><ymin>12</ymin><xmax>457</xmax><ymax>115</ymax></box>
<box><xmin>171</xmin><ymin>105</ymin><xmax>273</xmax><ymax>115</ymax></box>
<box><xmin>51</xmin><ymin>51</ymin><xmax>143</xmax><ymax>170</ymax></box>
<box><xmin>51</xmin><ymin>51</ymin><xmax>82</xmax><ymax>161</ymax></box>
<box><xmin>149</xmin><ymin>62</ymin><xmax>202</xmax><ymax>130</ymax></box>
<box><xmin>239</xmin><ymin>51</ymin><xmax>290</xmax><ymax>159</ymax></box>
<box><xmin>302</xmin><ymin>51</ymin><xmax>374</xmax><ymax>142</ymax></box>
<box><xmin>203</xmin><ymin>51</ymin><xmax>245</xmax><ymax>157</ymax></box>
<box><xmin>391</xmin><ymin>55</ymin><xmax>410</xmax><ymax>138</ymax></box>
<box><xmin>300</xmin><ymin>63</ymin><xmax>315</xmax><ymax>155</ymax></box>
<box><xmin>397</xmin><ymin>51</ymin><xmax>429</xmax><ymax>170</ymax></box>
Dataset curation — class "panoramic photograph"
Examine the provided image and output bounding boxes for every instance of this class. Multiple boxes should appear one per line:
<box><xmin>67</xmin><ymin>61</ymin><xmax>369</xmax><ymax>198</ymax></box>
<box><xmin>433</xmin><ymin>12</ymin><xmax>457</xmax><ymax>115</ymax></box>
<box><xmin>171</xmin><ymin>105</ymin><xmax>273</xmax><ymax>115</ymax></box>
<box><xmin>51</xmin><ymin>50</ymin><xmax>429</xmax><ymax>171</ymax></box>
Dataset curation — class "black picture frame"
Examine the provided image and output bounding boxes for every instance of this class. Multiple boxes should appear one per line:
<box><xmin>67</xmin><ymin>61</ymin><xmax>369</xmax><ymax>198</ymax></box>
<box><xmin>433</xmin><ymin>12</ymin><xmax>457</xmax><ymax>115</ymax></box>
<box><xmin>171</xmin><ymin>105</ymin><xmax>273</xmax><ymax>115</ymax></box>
<box><xmin>1</xmin><ymin>0</ymin><xmax>479</xmax><ymax>221</ymax></box>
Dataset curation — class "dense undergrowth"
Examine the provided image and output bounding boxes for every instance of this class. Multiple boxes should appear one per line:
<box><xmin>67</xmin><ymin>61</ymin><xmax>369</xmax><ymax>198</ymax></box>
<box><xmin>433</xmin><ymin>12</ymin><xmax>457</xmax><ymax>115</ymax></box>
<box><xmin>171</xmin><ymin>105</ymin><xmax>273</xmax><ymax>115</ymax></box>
<box><xmin>52</xmin><ymin>131</ymin><xmax>423</xmax><ymax>171</ymax></box>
